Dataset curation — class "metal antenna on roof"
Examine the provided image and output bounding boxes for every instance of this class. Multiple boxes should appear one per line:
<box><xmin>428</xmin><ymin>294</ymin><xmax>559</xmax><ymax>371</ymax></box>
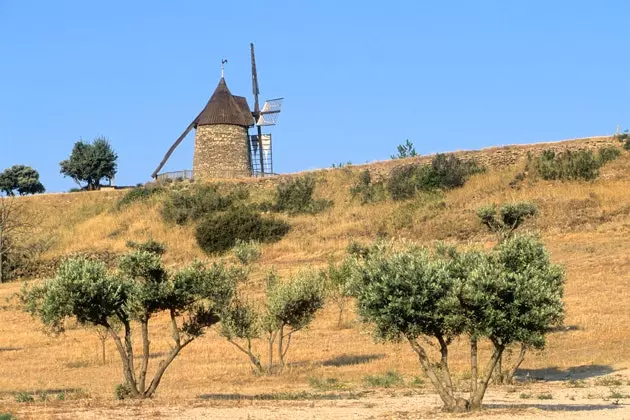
<box><xmin>221</xmin><ymin>59</ymin><xmax>228</xmax><ymax>78</ymax></box>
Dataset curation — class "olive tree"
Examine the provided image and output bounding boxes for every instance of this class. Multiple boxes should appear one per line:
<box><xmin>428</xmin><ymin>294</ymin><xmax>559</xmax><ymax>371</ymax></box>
<box><xmin>476</xmin><ymin>202</ymin><xmax>537</xmax><ymax>241</ymax></box>
<box><xmin>221</xmin><ymin>270</ymin><xmax>325</xmax><ymax>374</ymax></box>
<box><xmin>321</xmin><ymin>258</ymin><xmax>355</xmax><ymax>328</ymax></box>
<box><xmin>22</xmin><ymin>242</ymin><xmax>240</xmax><ymax>399</ymax></box>
<box><xmin>352</xmin><ymin>235</ymin><xmax>564</xmax><ymax>412</ymax></box>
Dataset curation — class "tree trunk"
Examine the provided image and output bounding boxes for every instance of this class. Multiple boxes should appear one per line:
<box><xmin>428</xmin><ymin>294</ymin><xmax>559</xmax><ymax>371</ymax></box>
<box><xmin>138</xmin><ymin>319</ymin><xmax>150</xmax><ymax>394</ymax></box>
<box><xmin>407</xmin><ymin>337</ymin><xmax>469</xmax><ymax>412</ymax></box>
<box><xmin>227</xmin><ymin>338</ymin><xmax>264</xmax><ymax>373</ymax></box>
<box><xmin>470</xmin><ymin>337</ymin><xmax>478</xmax><ymax>399</ymax></box>
<box><xmin>145</xmin><ymin>339</ymin><xmax>192</xmax><ymax>398</ymax></box>
<box><xmin>337</xmin><ymin>301</ymin><xmax>344</xmax><ymax>329</ymax></box>
<box><xmin>470</xmin><ymin>344</ymin><xmax>504</xmax><ymax>410</ymax></box>
<box><xmin>505</xmin><ymin>343</ymin><xmax>527</xmax><ymax>384</ymax></box>
<box><xmin>101</xmin><ymin>337</ymin><xmax>106</xmax><ymax>364</ymax></box>
<box><xmin>277</xmin><ymin>324</ymin><xmax>285</xmax><ymax>370</ymax></box>
<box><xmin>436</xmin><ymin>335</ymin><xmax>454</xmax><ymax>392</ymax></box>
<box><xmin>494</xmin><ymin>353</ymin><xmax>503</xmax><ymax>384</ymax></box>
<box><xmin>108</xmin><ymin>325</ymin><xmax>139</xmax><ymax>398</ymax></box>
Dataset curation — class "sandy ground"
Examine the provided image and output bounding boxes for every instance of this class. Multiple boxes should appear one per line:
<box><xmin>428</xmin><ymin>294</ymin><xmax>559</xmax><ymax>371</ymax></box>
<box><xmin>5</xmin><ymin>380</ymin><xmax>630</xmax><ymax>419</ymax></box>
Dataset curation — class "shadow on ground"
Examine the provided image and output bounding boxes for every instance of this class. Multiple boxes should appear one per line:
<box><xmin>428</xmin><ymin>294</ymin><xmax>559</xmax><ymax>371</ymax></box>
<box><xmin>487</xmin><ymin>403</ymin><xmax>622</xmax><ymax>412</ymax></box>
<box><xmin>322</xmin><ymin>353</ymin><xmax>386</xmax><ymax>367</ymax></box>
<box><xmin>516</xmin><ymin>364</ymin><xmax>615</xmax><ymax>381</ymax></box>
<box><xmin>198</xmin><ymin>391</ymin><xmax>366</xmax><ymax>401</ymax></box>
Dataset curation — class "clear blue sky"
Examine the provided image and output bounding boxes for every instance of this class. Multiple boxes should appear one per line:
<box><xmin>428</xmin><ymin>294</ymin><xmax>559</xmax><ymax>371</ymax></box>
<box><xmin>1</xmin><ymin>1</ymin><xmax>628</xmax><ymax>192</ymax></box>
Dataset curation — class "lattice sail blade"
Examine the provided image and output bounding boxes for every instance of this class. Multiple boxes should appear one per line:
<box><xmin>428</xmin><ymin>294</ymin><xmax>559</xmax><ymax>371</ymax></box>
<box><xmin>256</xmin><ymin>98</ymin><xmax>284</xmax><ymax>126</ymax></box>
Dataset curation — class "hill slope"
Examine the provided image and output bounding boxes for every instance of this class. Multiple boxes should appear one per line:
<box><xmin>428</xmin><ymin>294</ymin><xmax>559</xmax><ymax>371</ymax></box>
<box><xmin>1</xmin><ymin>136</ymin><xmax>629</xmax><ymax>417</ymax></box>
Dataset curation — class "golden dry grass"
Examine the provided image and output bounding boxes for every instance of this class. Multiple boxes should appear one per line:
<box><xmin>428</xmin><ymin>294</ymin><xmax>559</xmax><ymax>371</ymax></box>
<box><xmin>1</xmin><ymin>140</ymin><xmax>630</xmax><ymax>417</ymax></box>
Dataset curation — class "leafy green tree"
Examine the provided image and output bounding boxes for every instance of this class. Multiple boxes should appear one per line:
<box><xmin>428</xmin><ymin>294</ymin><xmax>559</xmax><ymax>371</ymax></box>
<box><xmin>476</xmin><ymin>202</ymin><xmax>537</xmax><ymax>241</ymax></box>
<box><xmin>221</xmin><ymin>270</ymin><xmax>325</xmax><ymax>374</ymax></box>
<box><xmin>22</xmin><ymin>241</ymin><xmax>240</xmax><ymax>399</ymax></box>
<box><xmin>352</xmin><ymin>235</ymin><xmax>564</xmax><ymax>412</ymax></box>
<box><xmin>59</xmin><ymin>137</ymin><xmax>117</xmax><ymax>190</ymax></box>
<box><xmin>0</xmin><ymin>165</ymin><xmax>45</xmax><ymax>196</ymax></box>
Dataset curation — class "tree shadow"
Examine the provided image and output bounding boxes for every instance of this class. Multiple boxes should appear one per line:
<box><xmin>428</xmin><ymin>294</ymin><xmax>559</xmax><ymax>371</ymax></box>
<box><xmin>0</xmin><ymin>387</ymin><xmax>83</xmax><ymax>397</ymax></box>
<box><xmin>198</xmin><ymin>391</ymin><xmax>366</xmax><ymax>401</ymax></box>
<box><xmin>516</xmin><ymin>365</ymin><xmax>615</xmax><ymax>381</ymax></box>
<box><xmin>0</xmin><ymin>346</ymin><xmax>21</xmax><ymax>352</ymax></box>
<box><xmin>322</xmin><ymin>353</ymin><xmax>386</xmax><ymax>367</ymax></box>
<box><xmin>486</xmin><ymin>403</ymin><xmax>622</xmax><ymax>412</ymax></box>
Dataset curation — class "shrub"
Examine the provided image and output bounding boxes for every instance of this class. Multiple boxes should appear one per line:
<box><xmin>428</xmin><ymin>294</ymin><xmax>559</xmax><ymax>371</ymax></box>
<box><xmin>477</xmin><ymin>202</ymin><xmax>537</xmax><ymax>240</ymax></box>
<box><xmin>114</xmin><ymin>383</ymin><xmax>132</xmax><ymax>400</ymax></box>
<box><xmin>387</xmin><ymin>154</ymin><xmax>483</xmax><ymax>200</ymax></box>
<box><xmin>273</xmin><ymin>176</ymin><xmax>332</xmax><ymax>214</ymax></box>
<box><xmin>117</xmin><ymin>185</ymin><xmax>164</xmax><ymax>209</ymax></box>
<box><xmin>233</xmin><ymin>239</ymin><xmax>262</xmax><ymax>265</ymax></box>
<box><xmin>0</xmin><ymin>413</ymin><xmax>16</xmax><ymax>420</ymax></box>
<box><xmin>532</xmin><ymin>149</ymin><xmax>601</xmax><ymax>181</ymax></box>
<box><xmin>161</xmin><ymin>185</ymin><xmax>248</xmax><ymax>225</ymax></box>
<box><xmin>598</xmin><ymin>146</ymin><xmax>621</xmax><ymax>164</ymax></box>
<box><xmin>125</xmin><ymin>238</ymin><xmax>167</xmax><ymax>255</ymax></box>
<box><xmin>350</xmin><ymin>170</ymin><xmax>386</xmax><ymax>204</ymax></box>
<box><xmin>14</xmin><ymin>392</ymin><xmax>34</xmax><ymax>403</ymax></box>
<box><xmin>615</xmin><ymin>129</ymin><xmax>630</xmax><ymax>150</ymax></box>
<box><xmin>196</xmin><ymin>207</ymin><xmax>290</xmax><ymax>254</ymax></box>
<box><xmin>364</xmin><ymin>371</ymin><xmax>404</xmax><ymax>388</ymax></box>
<box><xmin>391</xmin><ymin>140</ymin><xmax>417</xmax><ymax>159</ymax></box>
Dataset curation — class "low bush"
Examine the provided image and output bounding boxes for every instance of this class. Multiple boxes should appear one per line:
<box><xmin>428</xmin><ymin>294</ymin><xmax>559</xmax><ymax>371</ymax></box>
<box><xmin>531</xmin><ymin>149</ymin><xmax>600</xmax><ymax>181</ymax></box>
<box><xmin>233</xmin><ymin>239</ymin><xmax>262</xmax><ymax>265</ymax></box>
<box><xmin>125</xmin><ymin>238</ymin><xmax>167</xmax><ymax>255</ymax></box>
<box><xmin>196</xmin><ymin>207</ymin><xmax>290</xmax><ymax>254</ymax></box>
<box><xmin>14</xmin><ymin>392</ymin><xmax>34</xmax><ymax>403</ymax></box>
<box><xmin>388</xmin><ymin>154</ymin><xmax>484</xmax><ymax>200</ymax></box>
<box><xmin>117</xmin><ymin>185</ymin><xmax>164</xmax><ymax>209</ymax></box>
<box><xmin>273</xmin><ymin>176</ymin><xmax>332</xmax><ymax>214</ymax></box>
<box><xmin>161</xmin><ymin>185</ymin><xmax>249</xmax><ymax>225</ymax></box>
<box><xmin>350</xmin><ymin>170</ymin><xmax>387</xmax><ymax>204</ymax></box>
<box><xmin>615</xmin><ymin>129</ymin><xmax>630</xmax><ymax>150</ymax></box>
<box><xmin>363</xmin><ymin>371</ymin><xmax>404</xmax><ymax>388</ymax></box>
<box><xmin>598</xmin><ymin>146</ymin><xmax>621</xmax><ymax>164</ymax></box>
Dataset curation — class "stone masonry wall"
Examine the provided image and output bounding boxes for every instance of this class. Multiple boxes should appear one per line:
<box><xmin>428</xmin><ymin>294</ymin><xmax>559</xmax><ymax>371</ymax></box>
<box><xmin>193</xmin><ymin>124</ymin><xmax>251</xmax><ymax>179</ymax></box>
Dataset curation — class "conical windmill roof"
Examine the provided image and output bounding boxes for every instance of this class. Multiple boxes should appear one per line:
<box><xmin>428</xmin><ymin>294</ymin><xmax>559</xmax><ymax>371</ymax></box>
<box><xmin>196</xmin><ymin>78</ymin><xmax>254</xmax><ymax>127</ymax></box>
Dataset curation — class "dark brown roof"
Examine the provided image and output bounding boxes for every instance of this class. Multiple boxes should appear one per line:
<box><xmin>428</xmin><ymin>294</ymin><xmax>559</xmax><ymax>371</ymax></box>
<box><xmin>196</xmin><ymin>78</ymin><xmax>254</xmax><ymax>127</ymax></box>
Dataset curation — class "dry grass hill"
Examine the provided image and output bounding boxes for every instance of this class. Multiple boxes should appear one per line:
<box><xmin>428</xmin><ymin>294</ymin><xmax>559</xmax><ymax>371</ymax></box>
<box><xmin>1</xmin><ymin>135</ymin><xmax>630</xmax><ymax>419</ymax></box>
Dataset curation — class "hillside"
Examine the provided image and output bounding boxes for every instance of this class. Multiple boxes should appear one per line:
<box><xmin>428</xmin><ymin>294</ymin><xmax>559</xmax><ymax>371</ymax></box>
<box><xmin>1</xmin><ymin>136</ymin><xmax>630</xmax><ymax>418</ymax></box>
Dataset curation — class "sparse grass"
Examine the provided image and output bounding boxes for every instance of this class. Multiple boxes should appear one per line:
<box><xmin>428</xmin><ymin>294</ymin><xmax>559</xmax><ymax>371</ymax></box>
<box><xmin>537</xmin><ymin>392</ymin><xmax>553</xmax><ymax>400</ymax></box>
<box><xmin>595</xmin><ymin>376</ymin><xmax>624</xmax><ymax>387</ymax></box>
<box><xmin>519</xmin><ymin>393</ymin><xmax>532</xmax><ymax>399</ymax></box>
<box><xmin>308</xmin><ymin>376</ymin><xmax>348</xmax><ymax>391</ymax></box>
<box><xmin>566</xmin><ymin>379</ymin><xmax>587</xmax><ymax>388</ymax></box>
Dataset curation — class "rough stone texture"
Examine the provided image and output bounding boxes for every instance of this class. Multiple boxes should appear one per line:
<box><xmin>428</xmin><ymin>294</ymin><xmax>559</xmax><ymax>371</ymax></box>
<box><xmin>193</xmin><ymin>124</ymin><xmax>251</xmax><ymax>179</ymax></box>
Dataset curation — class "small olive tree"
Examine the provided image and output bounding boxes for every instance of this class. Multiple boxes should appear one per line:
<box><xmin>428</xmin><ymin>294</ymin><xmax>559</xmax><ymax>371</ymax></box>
<box><xmin>476</xmin><ymin>202</ymin><xmax>537</xmax><ymax>241</ymax></box>
<box><xmin>352</xmin><ymin>235</ymin><xmax>564</xmax><ymax>412</ymax></box>
<box><xmin>22</xmin><ymin>242</ymin><xmax>240</xmax><ymax>399</ymax></box>
<box><xmin>321</xmin><ymin>259</ymin><xmax>355</xmax><ymax>328</ymax></box>
<box><xmin>221</xmin><ymin>270</ymin><xmax>325</xmax><ymax>374</ymax></box>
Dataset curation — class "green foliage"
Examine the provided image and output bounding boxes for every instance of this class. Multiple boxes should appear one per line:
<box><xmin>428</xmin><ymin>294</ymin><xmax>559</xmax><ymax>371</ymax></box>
<box><xmin>14</xmin><ymin>392</ymin><xmax>34</xmax><ymax>403</ymax></box>
<box><xmin>615</xmin><ymin>129</ymin><xmax>630</xmax><ymax>150</ymax></box>
<box><xmin>0</xmin><ymin>413</ymin><xmax>16</xmax><ymax>420</ymax></box>
<box><xmin>350</xmin><ymin>170</ymin><xmax>387</xmax><ymax>204</ymax></box>
<box><xmin>363</xmin><ymin>371</ymin><xmax>404</xmax><ymax>388</ymax></box>
<box><xmin>477</xmin><ymin>202</ymin><xmax>537</xmax><ymax>239</ymax></box>
<box><xmin>391</xmin><ymin>140</ymin><xmax>418</xmax><ymax>159</ymax></box>
<box><xmin>273</xmin><ymin>176</ymin><xmax>332</xmax><ymax>214</ymax></box>
<box><xmin>221</xmin><ymin>270</ymin><xmax>325</xmax><ymax>373</ymax></box>
<box><xmin>531</xmin><ymin>149</ymin><xmax>603</xmax><ymax>181</ymax></box>
<box><xmin>195</xmin><ymin>207</ymin><xmax>290</xmax><ymax>254</ymax></box>
<box><xmin>22</xmin><ymin>251</ymin><xmax>240</xmax><ymax>398</ymax></box>
<box><xmin>160</xmin><ymin>185</ymin><xmax>248</xmax><ymax>225</ymax></box>
<box><xmin>114</xmin><ymin>383</ymin><xmax>132</xmax><ymax>400</ymax></box>
<box><xmin>0</xmin><ymin>165</ymin><xmax>45</xmax><ymax>196</ymax></box>
<box><xmin>598</xmin><ymin>146</ymin><xmax>621</xmax><ymax>164</ymax></box>
<box><xmin>117</xmin><ymin>185</ymin><xmax>165</xmax><ymax>209</ymax></box>
<box><xmin>352</xmin><ymin>235</ymin><xmax>565</xmax><ymax>411</ymax></box>
<box><xmin>388</xmin><ymin>154</ymin><xmax>484</xmax><ymax>200</ymax></box>
<box><xmin>125</xmin><ymin>238</ymin><xmax>167</xmax><ymax>256</ymax></box>
<box><xmin>59</xmin><ymin>137</ymin><xmax>118</xmax><ymax>190</ymax></box>
<box><xmin>322</xmin><ymin>258</ymin><xmax>356</xmax><ymax>327</ymax></box>
<box><xmin>233</xmin><ymin>239</ymin><xmax>262</xmax><ymax>265</ymax></box>
<box><xmin>308</xmin><ymin>377</ymin><xmax>347</xmax><ymax>391</ymax></box>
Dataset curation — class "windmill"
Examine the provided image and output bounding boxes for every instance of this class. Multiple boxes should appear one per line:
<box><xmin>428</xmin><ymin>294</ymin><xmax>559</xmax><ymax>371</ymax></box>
<box><xmin>151</xmin><ymin>43</ymin><xmax>283</xmax><ymax>181</ymax></box>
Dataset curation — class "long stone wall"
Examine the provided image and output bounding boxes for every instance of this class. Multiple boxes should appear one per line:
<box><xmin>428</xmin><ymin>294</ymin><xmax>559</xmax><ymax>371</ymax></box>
<box><xmin>193</xmin><ymin>124</ymin><xmax>251</xmax><ymax>179</ymax></box>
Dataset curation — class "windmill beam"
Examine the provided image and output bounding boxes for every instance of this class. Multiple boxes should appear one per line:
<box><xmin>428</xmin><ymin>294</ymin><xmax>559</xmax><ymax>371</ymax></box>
<box><xmin>151</xmin><ymin>117</ymin><xmax>198</xmax><ymax>179</ymax></box>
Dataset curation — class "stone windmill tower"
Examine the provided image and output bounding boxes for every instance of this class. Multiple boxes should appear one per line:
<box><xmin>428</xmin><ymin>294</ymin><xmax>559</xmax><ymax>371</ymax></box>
<box><xmin>151</xmin><ymin>44</ymin><xmax>283</xmax><ymax>181</ymax></box>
